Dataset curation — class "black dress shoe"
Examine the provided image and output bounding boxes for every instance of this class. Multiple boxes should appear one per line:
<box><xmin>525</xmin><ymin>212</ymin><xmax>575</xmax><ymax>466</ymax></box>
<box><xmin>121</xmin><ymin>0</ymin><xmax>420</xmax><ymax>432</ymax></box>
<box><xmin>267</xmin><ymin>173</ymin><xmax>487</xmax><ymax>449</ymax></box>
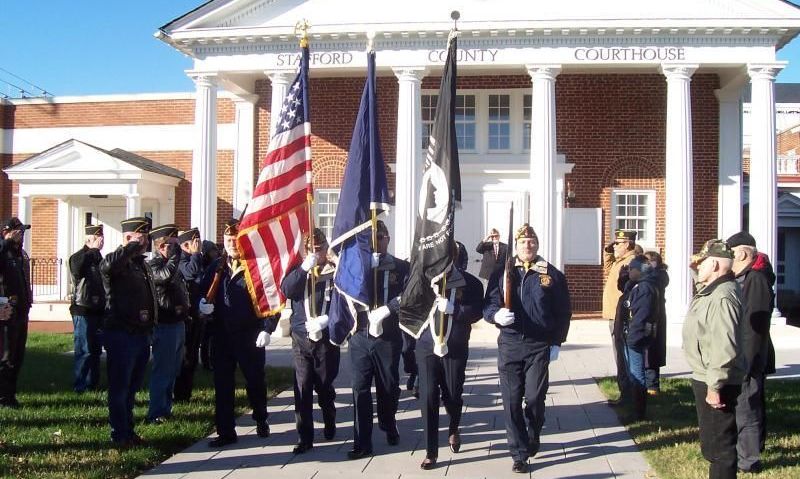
<box><xmin>386</xmin><ymin>424</ymin><xmax>400</xmax><ymax>445</ymax></box>
<box><xmin>145</xmin><ymin>416</ymin><xmax>168</xmax><ymax>425</ymax></box>
<box><xmin>448</xmin><ymin>432</ymin><xmax>461</xmax><ymax>453</ymax></box>
<box><xmin>739</xmin><ymin>461</ymin><xmax>763</xmax><ymax>474</ymax></box>
<box><xmin>347</xmin><ymin>448</ymin><xmax>372</xmax><ymax>460</ymax></box>
<box><xmin>256</xmin><ymin>421</ymin><xmax>270</xmax><ymax>438</ymax></box>
<box><xmin>208</xmin><ymin>435</ymin><xmax>238</xmax><ymax>448</ymax></box>
<box><xmin>606</xmin><ymin>396</ymin><xmax>628</xmax><ymax>407</ymax></box>
<box><xmin>292</xmin><ymin>442</ymin><xmax>313</xmax><ymax>454</ymax></box>
<box><xmin>512</xmin><ymin>460</ymin><xmax>528</xmax><ymax>474</ymax></box>
<box><xmin>412</xmin><ymin>388</ymin><xmax>420</xmax><ymax>399</ymax></box>
<box><xmin>420</xmin><ymin>457</ymin><xmax>437</xmax><ymax>470</ymax></box>
<box><xmin>324</xmin><ymin>423</ymin><xmax>336</xmax><ymax>440</ymax></box>
<box><xmin>406</xmin><ymin>373</ymin><xmax>417</xmax><ymax>391</ymax></box>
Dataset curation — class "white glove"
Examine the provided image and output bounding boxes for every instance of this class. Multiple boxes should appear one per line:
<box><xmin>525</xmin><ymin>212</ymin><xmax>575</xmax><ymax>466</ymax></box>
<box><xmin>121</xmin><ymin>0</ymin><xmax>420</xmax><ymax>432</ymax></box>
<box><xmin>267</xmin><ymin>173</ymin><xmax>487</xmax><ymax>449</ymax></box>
<box><xmin>436</xmin><ymin>296</ymin><xmax>454</xmax><ymax>315</ymax></box>
<box><xmin>316</xmin><ymin>314</ymin><xmax>329</xmax><ymax>329</ymax></box>
<box><xmin>549</xmin><ymin>345</ymin><xmax>560</xmax><ymax>362</ymax></box>
<box><xmin>301</xmin><ymin>254</ymin><xmax>318</xmax><ymax>272</ymax></box>
<box><xmin>256</xmin><ymin>331</ymin><xmax>270</xmax><ymax>348</ymax></box>
<box><xmin>371</xmin><ymin>252</ymin><xmax>381</xmax><ymax>268</ymax></box>
<box><xmin>198</xmin><ymin>298</ymin><xmax>214</xmax><ymax>315</ymax></box>
<box><xmin>494</xmin><ymin>308</ymin><xmax>515</xmax><ymax>327</ymax></box>
<box><xmin>434</xmin><ymin>342</ymin><xmax>449</xmax><ymax>357</ymax></box>
<box><xmin>306</xmin><ymin>314</ymin><xmax>329</xmax><ymax>342</ymax></box>
<box><xmin>368</xmin><ymin>306</ymin><xmax>391</xmax><ymax>322</ymax></box>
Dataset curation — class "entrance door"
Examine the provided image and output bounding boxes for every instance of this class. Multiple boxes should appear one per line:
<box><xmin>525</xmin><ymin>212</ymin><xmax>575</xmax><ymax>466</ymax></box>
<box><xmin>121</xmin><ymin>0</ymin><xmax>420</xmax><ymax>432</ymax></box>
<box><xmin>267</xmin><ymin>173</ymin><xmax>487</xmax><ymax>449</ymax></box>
<box><xmin>481</xmin><ymin>191</ymin><xmax>527</xmax><ymax>274</ymax></box>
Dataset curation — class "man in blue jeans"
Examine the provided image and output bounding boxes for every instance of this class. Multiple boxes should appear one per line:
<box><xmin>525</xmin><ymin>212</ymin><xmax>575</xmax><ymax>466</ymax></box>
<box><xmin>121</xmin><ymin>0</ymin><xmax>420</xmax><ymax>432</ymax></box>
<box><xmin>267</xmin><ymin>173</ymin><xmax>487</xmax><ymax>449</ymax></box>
<box><xmin>100</xmin><ymin>217</ymin><xmax>157</xmax><ymax>447</ymax></box>
<box><xmin>147</xmin><ymin>224</ymin><xmax>189</xmax><ymax>424</ymax></box>
<box><xmin>68</xmin><ymin>224</ymin><xmax>106</xmax><ymax>393</ymax></box>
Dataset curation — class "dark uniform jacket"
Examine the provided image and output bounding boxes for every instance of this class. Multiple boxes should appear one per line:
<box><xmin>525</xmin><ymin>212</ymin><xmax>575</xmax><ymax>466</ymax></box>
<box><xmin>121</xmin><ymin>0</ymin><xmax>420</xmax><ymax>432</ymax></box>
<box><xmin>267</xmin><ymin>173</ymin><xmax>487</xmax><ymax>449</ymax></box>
<box><xmin>621</xmin><ymin>275</ymin><xmax>659</xmax><ymax>351</ymax></box>
<box><xmin>355</xmin><ymin>253</ymin><xmax>410</xmax><ymax>342</ymax></box>
<box><xmin>0</xmin><ymin>239</ymin><xmax>32</xmax><ymax>320</ymax></box>
<box><xmin>281</xmin><ymin>262</ymin><xmax>336</xmax><ymax>336</ymax></box>
<box><xmin>149</xmin><ymin>248</ymin><xmax>190</xmax><ymax>324</ymax></box>
<box><xmin>475</xmin><ymin>241</ymin><xmax>508</xmax><ymax>280</ymax></box>
<box><xmin>418</xmin><ymin>267</ymin><xmax>484</xmax><ymax>354</ymax></box>
<box><xmin>100</xmin><ymin>242</ymin><xmax>157</xmax><ymax>334</ymax></box>
<box><xmin>200</xmin><ymin>257</ymin><xmax>272</xmax><ymax>335</ymax></box>
<box><xmin>178</xmin><ymin>251</ymin><xmax>204</xmax><ymax>319</ymax></box>
<box><xmin>646</xmin><ymin>268</ymin><xmax>669</xmax><ymax>369</ymax></box>
<box><xmin>484</xmin><ymin>256</ymin><xmax>571</xmax><ymax>345</ymax></box>
<box><xmin>69</xmin><ymin>245</ymin><xmax>105</xmax><ymax>316</ymax></box>
<box><xmin>735</xmin><ymin>253</ymin><xmax>776</xmax><ymax>376</ymax></box>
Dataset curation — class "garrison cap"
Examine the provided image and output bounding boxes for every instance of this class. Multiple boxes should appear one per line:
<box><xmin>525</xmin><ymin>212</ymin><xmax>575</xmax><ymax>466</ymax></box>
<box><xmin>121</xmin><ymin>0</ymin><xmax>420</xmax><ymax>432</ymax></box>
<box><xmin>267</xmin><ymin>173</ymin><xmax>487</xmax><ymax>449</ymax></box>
<box><xmin>84</xmin><ymin>224</ymin><xmax>103</xmax><ymax>236</ymax></box>
<box><xmin>177</xmin><ymin>227</ymin><xmax>200</xmax><ymax>244</ymax></box>
<box><xmin>691</xmin><ymin>239</ymin><xmax>734</xmax><ymax>265</ymax></box>
<box><xmin>515</xmin><ymin>223</ymin><xmax>539</xmax><ymax>242</ymax></box>
<box><xmin>121</xmin><ymin>217</ymin><xmax>151</xmax><ymax>234</ymax></box>
<box><xmin>150</xmin><ymin>224</ymin><xmax>179</xmax><ymax>241</ymax></box>
<box><xmin>726</xmin><ymin>231</ymin><xmax>756</xmax><ymax>249</ymax></box>
<box><xmin>614</xmin><ymin>229</ymin><xmax>637</xmax><ymax>241</ymax></box>
<box><xmin>2</xmin><ymin>217</ymin><xmax>31</xmax><ymax>231</ymax></box>
<box><xmin>223</xmin><ymin>218</ymin><xmax>240</xmax><ymax>236</ymax></box>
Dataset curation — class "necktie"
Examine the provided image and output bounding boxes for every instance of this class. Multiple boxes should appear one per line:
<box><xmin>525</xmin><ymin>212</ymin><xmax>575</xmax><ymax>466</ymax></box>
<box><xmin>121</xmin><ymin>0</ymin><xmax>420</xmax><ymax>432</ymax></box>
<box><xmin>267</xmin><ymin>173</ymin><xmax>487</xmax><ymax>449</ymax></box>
<box><xmin>494</xmin><ymin>243</ymin><xmax>499</xmax><ymax>260</ymax></box>
<box><xmin>523</xmin><ymin>261</ymin><xmax>531</xmax><ymax>272</ymax></box>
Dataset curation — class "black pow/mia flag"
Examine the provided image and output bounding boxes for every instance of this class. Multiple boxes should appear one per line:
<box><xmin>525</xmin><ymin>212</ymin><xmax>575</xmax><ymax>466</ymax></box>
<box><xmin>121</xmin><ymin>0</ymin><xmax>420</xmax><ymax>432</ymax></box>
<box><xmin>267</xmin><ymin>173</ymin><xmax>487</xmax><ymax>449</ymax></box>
<box><xmin>399</xmin><ymin>34</ymin><xmax>461</xmax><ymax>338</ymax></box>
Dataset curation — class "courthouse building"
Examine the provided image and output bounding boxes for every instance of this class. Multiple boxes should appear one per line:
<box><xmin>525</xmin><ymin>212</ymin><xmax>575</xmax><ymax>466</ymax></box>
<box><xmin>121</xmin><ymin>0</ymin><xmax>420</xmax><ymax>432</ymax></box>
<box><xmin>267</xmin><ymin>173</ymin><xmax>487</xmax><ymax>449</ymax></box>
<box><xmin>1</xmin><ymin>0</ymin><xmax>799</xmax><ymax>322</ymax></box>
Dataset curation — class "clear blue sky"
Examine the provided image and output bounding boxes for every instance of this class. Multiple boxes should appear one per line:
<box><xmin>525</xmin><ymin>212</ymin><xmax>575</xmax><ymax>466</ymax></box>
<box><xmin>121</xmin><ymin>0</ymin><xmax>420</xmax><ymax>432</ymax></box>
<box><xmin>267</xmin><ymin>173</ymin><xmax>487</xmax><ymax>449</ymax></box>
<box><xmin>1</xmin><ymin>0</ymin><xmax>800</xmax><ymax>97</ymax></box>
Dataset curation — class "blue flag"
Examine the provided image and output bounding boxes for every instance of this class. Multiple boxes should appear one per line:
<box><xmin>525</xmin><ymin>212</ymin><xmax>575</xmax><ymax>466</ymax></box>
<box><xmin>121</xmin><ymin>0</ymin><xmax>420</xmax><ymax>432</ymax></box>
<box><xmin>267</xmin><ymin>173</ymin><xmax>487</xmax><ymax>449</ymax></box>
<box><xmin>328</xmin><ymin>51</ymin><xmax>390</xmax><ymax>345</ymax></box>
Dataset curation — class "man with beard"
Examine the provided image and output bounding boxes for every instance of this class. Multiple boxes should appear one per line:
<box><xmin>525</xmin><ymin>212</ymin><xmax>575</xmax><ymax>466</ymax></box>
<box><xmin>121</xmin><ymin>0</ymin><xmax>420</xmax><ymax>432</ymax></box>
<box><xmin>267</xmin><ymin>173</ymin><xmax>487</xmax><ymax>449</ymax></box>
<box><xmin>0</xmin><ymin>217</ymin><xmax>32</xmax><ymax>408</ymax></box>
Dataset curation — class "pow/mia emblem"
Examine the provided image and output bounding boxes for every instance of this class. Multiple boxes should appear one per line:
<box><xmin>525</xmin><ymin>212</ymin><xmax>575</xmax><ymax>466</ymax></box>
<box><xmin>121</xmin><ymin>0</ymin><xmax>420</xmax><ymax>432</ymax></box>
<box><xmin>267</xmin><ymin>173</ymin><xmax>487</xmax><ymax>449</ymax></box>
<box><xmin>539</xmin><ymin>274</ymin><xmax>552</xmax><ymax>287</ymax></box>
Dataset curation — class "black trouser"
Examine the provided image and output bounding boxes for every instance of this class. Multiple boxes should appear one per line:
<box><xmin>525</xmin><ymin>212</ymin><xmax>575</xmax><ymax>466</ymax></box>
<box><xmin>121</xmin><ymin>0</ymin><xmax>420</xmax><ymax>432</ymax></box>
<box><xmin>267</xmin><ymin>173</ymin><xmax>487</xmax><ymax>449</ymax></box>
<box><xmin>349</xmin><ymin>330</ymin><xmax>401</xmax><ymax>452</ymax></box>
<box><xmin>416</xmin><ymin>345</ymin><xmax>468</xmax><ymax>458</ymax></box>
<box><xmin>736</xmin><ymin>373</ymin><xmax>766</xmax><ymax>471</ymax></box>
<box><xmin>497</xmin><ymin>333</ymin><xmax>550</xmax><ymax>463</ymax></box>
<box><xmin>174</xmin><ymin>316</ymin><xmax>204</xmax><ymax>401</ymax></box>
<box><xmin>401</xmin><ymin>332</ymin><xmax>418</xmax><ymax>376</ymax></box>
<box><xmin>0</xmin><ymin>317</ymin><xmax>28</xmax><ymax>403</ymax></box>
<box><xmin>692</xmin><ymin>379</ymin><xmax>741</xmax><ymax>479</ymax></box>
<box><xmin>292</xmin><ymin>331</ymin><xmax>340</xmax><ymax>446</ymax></box>
<box><xmin>609</xmin><ymin>318</ymin><xmax>629</xmax><ymax>399</ymax></box>
<box><xmin>212</xmin><ymin>327</ymin><xmax>268</xmax><ymax>438</ymax></box>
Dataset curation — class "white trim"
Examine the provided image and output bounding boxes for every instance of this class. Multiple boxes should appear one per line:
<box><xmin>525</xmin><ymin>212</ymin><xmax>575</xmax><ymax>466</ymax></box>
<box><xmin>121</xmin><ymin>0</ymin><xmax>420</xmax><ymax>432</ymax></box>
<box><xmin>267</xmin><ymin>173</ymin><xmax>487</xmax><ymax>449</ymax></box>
<box><xmin>610</xmin><ymin>189</ymin><xmax>657</xmax><ymax>249</ymax></box>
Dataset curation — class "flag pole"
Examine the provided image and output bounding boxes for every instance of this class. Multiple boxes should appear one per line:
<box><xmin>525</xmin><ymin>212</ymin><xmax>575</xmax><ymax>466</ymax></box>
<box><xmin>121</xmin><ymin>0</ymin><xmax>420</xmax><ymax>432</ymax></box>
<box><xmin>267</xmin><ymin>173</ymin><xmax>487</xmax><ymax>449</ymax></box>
<box><xmin>371</xmin><ymin>208</ymin><xmax>378</xmax><ymax>309</ymax></box>
<box><xmin>296</xmin><ymin>19</ymin><xmax>317</xmax><ymax>317</ymax></box>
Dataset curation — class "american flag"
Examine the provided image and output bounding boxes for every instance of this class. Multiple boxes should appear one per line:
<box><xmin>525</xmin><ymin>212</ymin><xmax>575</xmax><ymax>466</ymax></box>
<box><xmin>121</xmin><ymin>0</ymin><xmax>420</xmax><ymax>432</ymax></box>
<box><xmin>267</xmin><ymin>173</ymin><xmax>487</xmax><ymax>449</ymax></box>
<box><xmin>237</xmin><ymin>46</ymin><xmax>313</xmax><ymax>316</ymax></box>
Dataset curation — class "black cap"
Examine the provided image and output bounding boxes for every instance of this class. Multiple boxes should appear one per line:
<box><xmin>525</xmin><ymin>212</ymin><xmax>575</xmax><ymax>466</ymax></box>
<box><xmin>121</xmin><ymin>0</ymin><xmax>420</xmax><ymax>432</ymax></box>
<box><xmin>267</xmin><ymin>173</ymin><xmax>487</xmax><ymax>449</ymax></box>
<box><xmin>2</xmin><ymin>217</ymin><xmax>31</xmax><ymax>231</ymax></box>
<box><xmin>84</xmin><ymin>224</ymin><xmax>103</xmax><ymax>236</ymax></box>
<box><xmin>223</xmin><ymin>218</ymin><xmax>240</xmax><ymax>236</ymax></box>
<box><xmin>376</xmin><ymin>220</ymin><xmax>389</xmax><ymax>235</ymax></box>
<box><xmin>150</xmin><ymin>224</ymin><xmax>179</xmax><ymax>241</ymax></box>
<box><xmin>177</xmin><ymin>227</ymin><xmax>200</xmax><ymax>244</ymax></box>
<box><xmin>614</xmin><ymin>229</ymin><xmax>637</xmax><ymax>242</ymax></box>
<box><xmin>121</xmin><ymin>217</ymin><xmax>151</xmax><ymax>234</ymax></box>
<box><xmin>726</xmin><ymin>231</ymin><xmax>756</xmax><ymax>248</ymax></box>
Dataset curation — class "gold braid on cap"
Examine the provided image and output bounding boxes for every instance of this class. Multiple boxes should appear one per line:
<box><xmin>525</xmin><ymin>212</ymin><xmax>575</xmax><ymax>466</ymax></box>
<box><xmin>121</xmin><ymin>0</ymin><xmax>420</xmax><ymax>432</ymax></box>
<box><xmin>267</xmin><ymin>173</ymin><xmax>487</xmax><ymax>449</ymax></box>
<box><xmin>514</xmin><ymin>223</ymin><xmax>538</xmax><ymax>241</ymax></box>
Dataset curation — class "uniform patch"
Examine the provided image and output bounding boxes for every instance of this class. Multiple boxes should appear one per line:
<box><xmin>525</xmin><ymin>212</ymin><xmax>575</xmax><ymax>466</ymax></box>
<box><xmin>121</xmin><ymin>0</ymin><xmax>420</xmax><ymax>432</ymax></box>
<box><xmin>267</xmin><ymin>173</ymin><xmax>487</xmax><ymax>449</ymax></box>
<box><xmin>539</xmin><ymin>274</ymin><xmax>552</xmax><ymax>287</ymax></box>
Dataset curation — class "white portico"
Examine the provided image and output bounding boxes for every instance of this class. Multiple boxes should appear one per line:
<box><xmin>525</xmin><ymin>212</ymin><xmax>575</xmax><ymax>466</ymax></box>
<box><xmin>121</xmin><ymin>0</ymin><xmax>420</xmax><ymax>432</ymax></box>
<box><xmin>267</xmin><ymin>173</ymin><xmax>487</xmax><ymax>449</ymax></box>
<box><xmin>157</xmin><ymin>0</ymin><xmax>800</xmax><ymax>320</ymax></box>
<box><xmin>3</xmin><ymin>139</ymin><xmax>183</xmax><ymax>299</ymax></box>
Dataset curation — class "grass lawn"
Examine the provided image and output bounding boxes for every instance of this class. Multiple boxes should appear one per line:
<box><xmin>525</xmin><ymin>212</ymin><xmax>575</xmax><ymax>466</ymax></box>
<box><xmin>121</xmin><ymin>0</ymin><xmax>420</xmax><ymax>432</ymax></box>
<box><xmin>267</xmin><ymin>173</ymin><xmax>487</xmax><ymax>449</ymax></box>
<box><xmin>598</xmin><ymin>377</ymin><xmax>800</xmax><ymax>479</ymax></box>
<box><xmin>0</xmin><ymin>332</ymin><xmax>293</xmax><ymax>479</ymax></box>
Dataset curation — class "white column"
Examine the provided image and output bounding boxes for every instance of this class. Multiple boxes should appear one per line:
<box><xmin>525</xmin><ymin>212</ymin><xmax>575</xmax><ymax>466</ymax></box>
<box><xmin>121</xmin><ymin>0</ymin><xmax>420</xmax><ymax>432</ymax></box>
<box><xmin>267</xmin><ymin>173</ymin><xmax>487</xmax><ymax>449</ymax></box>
<box><xmin>715</xmin><ymin>77</ymin><xmax>746</xmax><ymax>239</ymax></box>
<box><xmin>16</xmin><ymin>192</ymin><xmax>32</xmax><ymax>253</ymax></box>
<box><xmin>392</xmin><ymin>67</ymin><xmax>427</xmax><ymax>260</ymax></box>
<box><xmin>266</xmin><ymin>71</ymin><xmax>295</xmax><ymax>137</ymax></box>
<box><xmin>232</xmin><ymin>94</ymin><xmax>258</xmax><ymax>217</ymax></box>
<box><xmin>189</xmin><ymin>73</ymin><xmax>218</xmax><ymax>242</ymax></box>
<box><xmin>661</xmin><ymin>63</ymin><xmax>699</xmax><ymax>322</ymax></box>
<box><xmin>748</xmin><ymin>63</ymin><xmax>786</xmax><ymax>321</ymax></box>
<box><xmin>526</xmin><ymin>64</ymin><xmax>561</xmax><ymax>263</ymax></box>
<box><xmin>57</xmin><ymin>198</ymin><xmax>72</xmax><ymax>300</ymax></box>
<box><xmin>125</xmin><ymin>192</ymin><xmax>141</xmax><ymax>218</ymax></box>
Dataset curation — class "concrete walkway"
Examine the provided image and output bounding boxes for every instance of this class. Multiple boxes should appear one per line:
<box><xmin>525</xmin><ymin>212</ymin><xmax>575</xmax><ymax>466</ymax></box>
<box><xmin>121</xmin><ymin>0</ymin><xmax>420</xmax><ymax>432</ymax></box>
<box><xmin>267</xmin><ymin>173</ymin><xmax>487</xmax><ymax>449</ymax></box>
<box><xmin>139</xmin><ymin>320</ymin><xmax>800</xmax><ymax>479</ymax></box>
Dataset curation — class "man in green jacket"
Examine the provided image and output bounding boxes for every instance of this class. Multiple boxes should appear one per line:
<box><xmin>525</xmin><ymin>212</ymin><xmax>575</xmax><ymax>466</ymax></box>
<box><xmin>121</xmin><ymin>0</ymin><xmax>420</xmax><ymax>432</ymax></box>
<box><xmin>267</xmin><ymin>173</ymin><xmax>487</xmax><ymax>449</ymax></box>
<box><xmin>683</xmin><ymin>239</ymin><xmax>746</xmax><ymax>479</ymax></box>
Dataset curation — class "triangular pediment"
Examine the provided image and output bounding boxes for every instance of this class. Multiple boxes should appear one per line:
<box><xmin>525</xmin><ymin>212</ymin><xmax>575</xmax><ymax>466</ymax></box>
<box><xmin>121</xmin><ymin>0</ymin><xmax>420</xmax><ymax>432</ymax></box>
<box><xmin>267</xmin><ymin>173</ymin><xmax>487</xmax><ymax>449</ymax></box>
<box><xmin>4</xmin><ymin>139</ymin><xmax>184</xmax><ymax>180</ymax></box>
<box><xmin>163</xmin><ymin>0</ymin><xmax>800</xmax><ymax>35</ymax></box>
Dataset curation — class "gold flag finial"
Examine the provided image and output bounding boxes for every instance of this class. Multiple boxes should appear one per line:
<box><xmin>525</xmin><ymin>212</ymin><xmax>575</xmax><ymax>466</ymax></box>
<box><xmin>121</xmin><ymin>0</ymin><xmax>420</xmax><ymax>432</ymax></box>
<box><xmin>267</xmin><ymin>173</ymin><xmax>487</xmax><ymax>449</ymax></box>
<box><xmin>295</xmin><ymin>19</ymin><xmax>311</xmax><ymax>48</ymax></box>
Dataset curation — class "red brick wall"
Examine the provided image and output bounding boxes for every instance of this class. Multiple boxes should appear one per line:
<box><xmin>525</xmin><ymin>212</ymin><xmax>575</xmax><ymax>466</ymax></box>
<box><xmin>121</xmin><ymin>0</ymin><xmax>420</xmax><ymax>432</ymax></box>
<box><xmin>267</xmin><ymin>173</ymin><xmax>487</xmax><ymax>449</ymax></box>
<box><xmin>10</xmin><ymin>98</ymin><xmax>235</xmax><ymax>128</ymax></box>
<box><xmin>778</xmin><ymin>128</ymin><xmax>800</xmax><ymax>155</ymax></box>
<box><xmin>0</xmin><ymin>101</ymin><xmax>14</xmax><ymax>219</ymax></box>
